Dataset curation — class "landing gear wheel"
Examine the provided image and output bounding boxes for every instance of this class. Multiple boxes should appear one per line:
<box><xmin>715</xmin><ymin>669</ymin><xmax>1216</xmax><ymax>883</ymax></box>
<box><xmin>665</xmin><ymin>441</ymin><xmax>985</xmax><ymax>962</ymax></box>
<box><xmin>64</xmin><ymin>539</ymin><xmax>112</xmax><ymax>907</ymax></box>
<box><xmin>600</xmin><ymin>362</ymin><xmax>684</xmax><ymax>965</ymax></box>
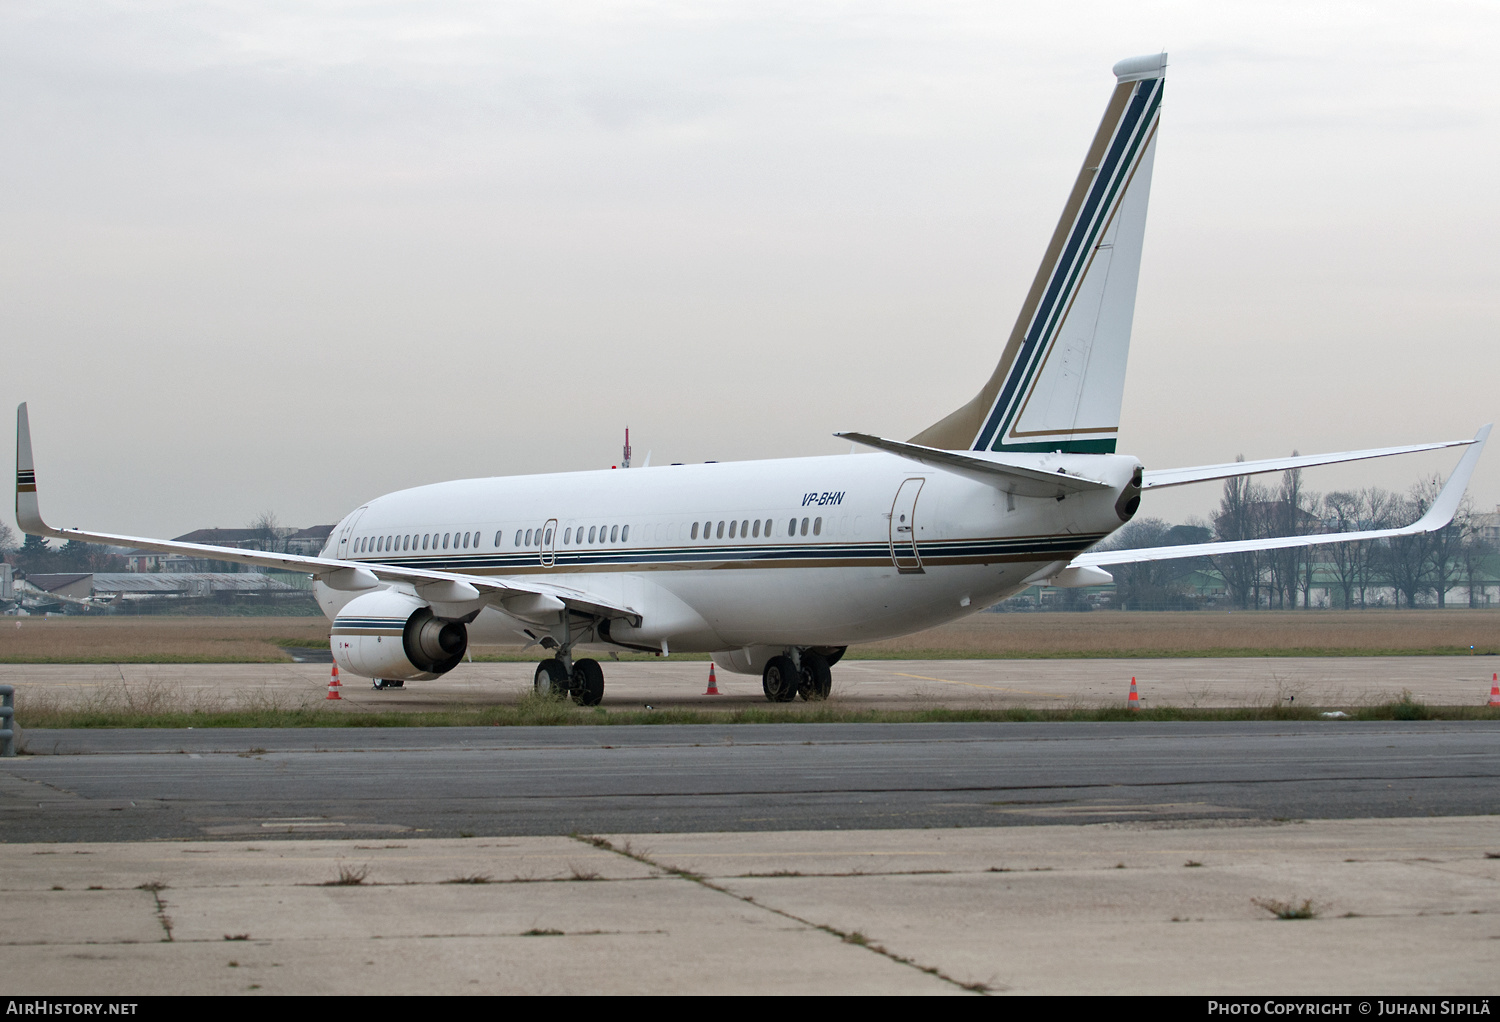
<box><xmin>762</xmin><ymin>655</ymin><xmax>799</xmax><ymax>702</ymax></box>
<box><xmin>571</xmin><ymin>658</ymin><xmax>605</xmax><ymax>706</ymax></box>
<box><xmin>797</xmin><ymin>652</ymin><xmax>832</xmax><ymax>701</ymax></box>
<box><xmin>534</xmin><ymin>659</ymin><xmax>568</xmax><ymax>698</ymax></box>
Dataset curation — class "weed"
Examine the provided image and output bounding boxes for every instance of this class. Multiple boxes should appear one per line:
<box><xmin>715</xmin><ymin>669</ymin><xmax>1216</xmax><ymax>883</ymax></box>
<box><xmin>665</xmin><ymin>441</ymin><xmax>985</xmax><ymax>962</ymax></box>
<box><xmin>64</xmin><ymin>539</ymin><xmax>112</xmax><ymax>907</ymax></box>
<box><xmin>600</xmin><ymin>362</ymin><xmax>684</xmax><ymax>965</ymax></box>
<box><xmin>224</xmin><ymin>934</ymin><xmax>250</xmax><ymax>941</ymax></box>
<box><xmin>842</xmin><ymin>931</ymin><xmax>870</xmax><ymax>946</ymax></box>
<box><xmin>1114</xmin><ymin>863</ymin><xmax>1126</xmax><ymax>869</ymax></box>
<box><xmin>50</xmin><ymin>885</ymin><xmax>64</xmax><ymax>891</ymax></box>
<box><xmin>1252</xmin><ymin>897</ymin><xmax>1320</xmax><ymax>920</ymax></box>
<box><xmin>457</xmin><ymin>831</ymin><xmax>475</xmax><ymax>839</ymax></box>
<box><xmin>1184</xmin><ymin>860</ymin><xmax>1203</xmax><ymax>868</ymax></box>
<box><xmin>324</xmin><ymin>864</ymin><xmax>369</xmax><ymax>886</ymax></box>
<box><xmin>521</xmin><ymin>928</ymin><xmax>564</xmax><ymax>937</ymax></box>
<box><xmin>442</xmin><ymin>874</ymin><xmax>492</xmax><ymax>885</ymax></box>
<box><xmin>87</xmin><ymin>885</ymin><xmax>103</xmax><ymax>890</ymax></box>
<box><xmin>227</xmin><ymin>961</ymin><xmax>238</xmax><ymax>968</ymax></box>
<box><xmin>567</xmin><ymin>865</ymin><xmax>601</xmax><ymax>881</ymax></box>
<box><xmin>1484</xmin><ymin>852</ymin><xmax>1500</xmax><ymax>859</ymax></box>
<box><xmin>136</xmin><ymin>881</ymin><xmax>167</xmax><ymax>892</ymax></box>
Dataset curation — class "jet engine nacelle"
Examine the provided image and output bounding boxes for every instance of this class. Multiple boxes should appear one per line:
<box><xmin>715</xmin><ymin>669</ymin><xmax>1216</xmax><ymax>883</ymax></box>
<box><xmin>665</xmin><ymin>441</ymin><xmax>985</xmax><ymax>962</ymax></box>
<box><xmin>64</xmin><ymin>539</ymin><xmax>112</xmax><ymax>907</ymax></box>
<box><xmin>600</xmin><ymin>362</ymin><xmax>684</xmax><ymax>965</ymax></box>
<box><xmin>330</xmin><ymin>589</ymin><xmax>469</xmax><ymax>681</ymax></box>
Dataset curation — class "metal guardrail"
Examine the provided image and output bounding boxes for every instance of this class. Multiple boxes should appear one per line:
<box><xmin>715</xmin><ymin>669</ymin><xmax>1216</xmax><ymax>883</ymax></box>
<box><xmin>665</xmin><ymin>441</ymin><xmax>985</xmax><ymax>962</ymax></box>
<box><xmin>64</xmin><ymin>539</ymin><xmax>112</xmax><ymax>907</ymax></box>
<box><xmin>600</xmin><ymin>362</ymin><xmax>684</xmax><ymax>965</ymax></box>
<box><xmin>0</xmin><ymin>684</ymin><xmax>14</xmax><ymax>757</ymax></box>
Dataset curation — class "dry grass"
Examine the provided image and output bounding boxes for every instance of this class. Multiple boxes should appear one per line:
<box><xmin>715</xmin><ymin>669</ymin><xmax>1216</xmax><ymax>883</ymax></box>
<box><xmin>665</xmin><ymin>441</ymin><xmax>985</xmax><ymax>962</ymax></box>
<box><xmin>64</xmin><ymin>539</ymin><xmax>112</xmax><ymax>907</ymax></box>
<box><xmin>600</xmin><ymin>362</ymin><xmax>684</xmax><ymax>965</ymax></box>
<box><xmin>0</xmin><ymin>616</ymin><xmax>329</xmax><ymax>663</ymax></box>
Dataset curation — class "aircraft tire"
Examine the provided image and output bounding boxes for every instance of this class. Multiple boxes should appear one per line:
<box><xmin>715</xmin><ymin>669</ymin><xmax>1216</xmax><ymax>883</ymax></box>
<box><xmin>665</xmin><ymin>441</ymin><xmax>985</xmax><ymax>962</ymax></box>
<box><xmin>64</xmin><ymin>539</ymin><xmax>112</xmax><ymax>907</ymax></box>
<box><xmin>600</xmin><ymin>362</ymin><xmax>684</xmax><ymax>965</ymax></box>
<box><xmin>762</xmin><ymin>655</ymin><xmax>799</xmax><ymax>702</ymax></box>
<box><xmin>570</xmin><ymin>658</ymin><xmax>605</xmax><ymax>707</ymax></box>
<box><xmin>534</xmin><ymin>659</ymin><xmax>568</xmax><ymax>698</ymax></box>
<box><xmin>797</xmin><ymin>652</ymin><xmax>832</xmax><ymax>701</ymax></box>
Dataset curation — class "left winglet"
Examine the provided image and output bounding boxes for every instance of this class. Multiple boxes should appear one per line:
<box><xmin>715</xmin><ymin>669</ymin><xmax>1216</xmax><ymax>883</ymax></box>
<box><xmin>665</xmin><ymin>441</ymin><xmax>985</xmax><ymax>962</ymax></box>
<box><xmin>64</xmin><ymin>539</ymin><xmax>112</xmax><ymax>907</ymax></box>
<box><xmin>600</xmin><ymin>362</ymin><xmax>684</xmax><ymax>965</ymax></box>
<box><xmin>15</xmin><ymin>403</ymin><xmax>47</xmax><ymax>537</ymax></box>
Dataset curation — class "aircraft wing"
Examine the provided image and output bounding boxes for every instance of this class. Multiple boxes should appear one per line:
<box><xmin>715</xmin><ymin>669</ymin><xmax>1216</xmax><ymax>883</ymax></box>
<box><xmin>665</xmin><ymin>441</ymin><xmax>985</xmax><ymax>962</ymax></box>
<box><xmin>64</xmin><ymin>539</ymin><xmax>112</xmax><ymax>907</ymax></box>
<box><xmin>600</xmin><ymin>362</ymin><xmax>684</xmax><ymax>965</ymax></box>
<box><xmin>1141</xmin><ymin>438</ymin><xmax>1476</xmax><ymax>490</ymax></box>
<box><xmin>13</xmin><ymin>404</ymin><xmax>638</xmax><ymax>625</ymax></box>
<box><xmin>1071</xmin><ymin>424</ymin><xmax>1490</xmax><ymax>568</ymax></box>
<box><xmin>836</xmin><ymin>432</ymin><xmax>1112</xmax><ymax>497</ymax></box>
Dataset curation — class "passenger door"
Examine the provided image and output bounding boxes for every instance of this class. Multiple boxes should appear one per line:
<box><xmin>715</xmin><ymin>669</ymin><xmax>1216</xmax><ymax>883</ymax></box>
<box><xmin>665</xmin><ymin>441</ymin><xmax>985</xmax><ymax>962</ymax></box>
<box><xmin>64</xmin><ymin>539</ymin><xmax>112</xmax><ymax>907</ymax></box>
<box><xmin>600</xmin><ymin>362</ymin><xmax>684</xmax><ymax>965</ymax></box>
<box><xmin>540</xmin><ymin>518</ymin><xmax>558</xmax><ymax>568</ymax></box>
<box><xmin>888</xmin><ymin>479</ymin><xmax>925</xmax><ymax>574</ymax></box>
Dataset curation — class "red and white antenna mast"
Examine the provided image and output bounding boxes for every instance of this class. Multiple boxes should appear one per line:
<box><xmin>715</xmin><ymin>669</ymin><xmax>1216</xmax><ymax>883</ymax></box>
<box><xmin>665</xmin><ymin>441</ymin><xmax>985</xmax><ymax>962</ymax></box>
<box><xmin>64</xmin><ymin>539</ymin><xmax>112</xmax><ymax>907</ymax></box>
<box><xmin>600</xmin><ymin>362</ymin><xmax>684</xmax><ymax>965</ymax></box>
<box><xmin>622</xmin><ymin>427</ymin><xmax>632</xmax><ymax>469</ymax></box>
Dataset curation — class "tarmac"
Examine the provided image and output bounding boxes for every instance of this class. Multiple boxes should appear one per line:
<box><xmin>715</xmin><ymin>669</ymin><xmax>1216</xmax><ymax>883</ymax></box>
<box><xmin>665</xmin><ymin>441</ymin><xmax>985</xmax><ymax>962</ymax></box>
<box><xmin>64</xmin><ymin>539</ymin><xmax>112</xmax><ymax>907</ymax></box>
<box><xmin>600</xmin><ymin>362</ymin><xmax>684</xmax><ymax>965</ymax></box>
<box><xmin>4</xmin><ymin>655</ymin><xmax>1499</xmax><ymax>713</ymax></box>
<box><xmin>3</xmin><ymin>817</ymin><xmax>1498</xmax><ymax>995</ymax></box>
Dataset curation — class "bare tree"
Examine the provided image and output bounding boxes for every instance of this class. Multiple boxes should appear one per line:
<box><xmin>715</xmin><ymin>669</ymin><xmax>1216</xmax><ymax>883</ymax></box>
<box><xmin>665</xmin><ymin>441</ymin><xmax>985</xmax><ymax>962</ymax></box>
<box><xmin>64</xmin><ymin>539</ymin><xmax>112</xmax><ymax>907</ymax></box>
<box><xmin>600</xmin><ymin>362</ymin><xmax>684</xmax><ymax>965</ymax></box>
<box><xmin>1100</xmin><ymin>517</ymin><xmax>1203</xmax><ymax>610</ymax></box>
<box><xmin>250</xmin><ymin>510</ymin><xmax>287</xmax><ymax>554</ymax></box>
<box><xmin>1211</xmin><ymin>462</ymin><xmax>1270</xmax><ymax>609</ymax></box>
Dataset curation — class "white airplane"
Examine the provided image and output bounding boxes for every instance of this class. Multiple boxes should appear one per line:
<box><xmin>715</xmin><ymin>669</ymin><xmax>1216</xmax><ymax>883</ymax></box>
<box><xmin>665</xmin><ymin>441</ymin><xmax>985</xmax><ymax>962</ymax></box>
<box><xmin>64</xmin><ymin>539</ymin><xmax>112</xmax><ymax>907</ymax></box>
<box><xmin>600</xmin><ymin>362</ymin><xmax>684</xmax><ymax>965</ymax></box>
<box><xmin>13</xmin><ymin>53</ymin><xmax>1490</xmax><ymax>703</ymax></box>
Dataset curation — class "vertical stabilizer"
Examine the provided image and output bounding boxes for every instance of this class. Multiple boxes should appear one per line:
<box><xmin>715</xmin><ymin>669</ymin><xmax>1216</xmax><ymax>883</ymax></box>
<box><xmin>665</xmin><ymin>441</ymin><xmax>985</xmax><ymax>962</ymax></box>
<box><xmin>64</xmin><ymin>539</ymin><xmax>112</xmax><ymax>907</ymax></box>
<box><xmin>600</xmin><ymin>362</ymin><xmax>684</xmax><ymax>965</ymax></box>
<box><xmin>911</xmin><ymin>53</ymin><xmax>1165</xmax><ymax>453</ymax></box>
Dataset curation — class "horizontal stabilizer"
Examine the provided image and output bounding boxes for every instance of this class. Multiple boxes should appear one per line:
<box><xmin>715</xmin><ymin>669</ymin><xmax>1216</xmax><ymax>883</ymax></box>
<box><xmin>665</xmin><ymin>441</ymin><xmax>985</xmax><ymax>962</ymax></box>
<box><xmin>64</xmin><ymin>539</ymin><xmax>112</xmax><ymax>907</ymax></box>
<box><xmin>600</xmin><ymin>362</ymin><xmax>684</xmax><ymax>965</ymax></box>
<box><xmin>836</xmin><ymin>432</ymin><xmax>1112</xmax><ymax>498</ymax></box>
<box><xmin>1143</xmin><ymin>438</ymin><xmax>1476</xmax><ymax>490</ymax></box>
<box><xmin>1073</xmin><ymin>424</ymin><xmax>1490</xmax><ymax>568</ymax></box>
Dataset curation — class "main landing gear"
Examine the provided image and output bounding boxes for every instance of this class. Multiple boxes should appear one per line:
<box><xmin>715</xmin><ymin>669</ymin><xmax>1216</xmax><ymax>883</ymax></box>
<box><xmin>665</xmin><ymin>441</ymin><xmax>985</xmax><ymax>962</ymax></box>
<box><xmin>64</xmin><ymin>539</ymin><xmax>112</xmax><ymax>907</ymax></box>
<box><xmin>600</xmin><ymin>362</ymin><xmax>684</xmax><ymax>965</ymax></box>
<box><xmin>534</xmin><ymin>656</ymin><xmax>605</xmax><ymax>707</ymax></box>
<box><xmin>762</xmin><ymin>649</ymin><xmax>836</xmax><ymax>703</ymax></box>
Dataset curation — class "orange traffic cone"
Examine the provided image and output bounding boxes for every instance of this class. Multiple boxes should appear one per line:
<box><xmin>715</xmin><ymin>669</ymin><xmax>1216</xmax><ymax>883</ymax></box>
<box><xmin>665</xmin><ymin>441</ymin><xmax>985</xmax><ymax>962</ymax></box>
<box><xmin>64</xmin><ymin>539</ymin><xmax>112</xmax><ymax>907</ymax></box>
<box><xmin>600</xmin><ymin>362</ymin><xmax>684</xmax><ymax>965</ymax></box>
<box><xmin>330</xmin><ymin>663</ymin><xmax>342</xmax><ymax>688</ymax></box>
<box><xmin>326</xmin><ymin>669</ymin><xmax>342</xmax><ymax>701</ymax></box>
<box><xmin>704</xmin><ymin>663</ymin><xmax>720</xmax><ymax>696</ymax></box>
<box><xmin>1128</xmin><ymin>676</ymin><xmax>1139</xmax><ymax>711</ymax></box>
<box><xmin>1489</xmin><ymin>673</ymin><xmax>1499</xmax><ymax>707</ymax></box>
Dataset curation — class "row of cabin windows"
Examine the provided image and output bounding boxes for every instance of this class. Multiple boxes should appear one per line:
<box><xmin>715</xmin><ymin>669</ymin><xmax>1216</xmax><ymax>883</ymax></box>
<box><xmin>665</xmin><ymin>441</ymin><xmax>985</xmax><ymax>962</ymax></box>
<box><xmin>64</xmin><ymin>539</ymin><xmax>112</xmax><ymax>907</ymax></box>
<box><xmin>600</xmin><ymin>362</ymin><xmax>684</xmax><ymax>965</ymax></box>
<box><xmin>690</xmin><ymin>517</ymin><xmax>820</xmax><ymax>540</ymax></box>
<box><xmin>355</xmin><ymin>531</ymin><xmax>484</xmax><ymax>555</ymax></box>
<box><xmin>354</xmin><ymin>516</ymin><xmax>826</xmax><ymax>556</ymax></box>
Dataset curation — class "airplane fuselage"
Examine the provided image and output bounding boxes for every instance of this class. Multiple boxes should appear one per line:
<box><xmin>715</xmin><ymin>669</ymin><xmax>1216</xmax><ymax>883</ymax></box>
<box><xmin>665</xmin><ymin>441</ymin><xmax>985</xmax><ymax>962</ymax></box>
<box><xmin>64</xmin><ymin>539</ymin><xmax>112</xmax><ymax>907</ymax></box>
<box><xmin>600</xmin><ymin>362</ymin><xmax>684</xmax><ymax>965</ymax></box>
<box><xmin>313</xmin><ymin>450</ymin><xmax>1141</xmax><ymax>670</ymax></box>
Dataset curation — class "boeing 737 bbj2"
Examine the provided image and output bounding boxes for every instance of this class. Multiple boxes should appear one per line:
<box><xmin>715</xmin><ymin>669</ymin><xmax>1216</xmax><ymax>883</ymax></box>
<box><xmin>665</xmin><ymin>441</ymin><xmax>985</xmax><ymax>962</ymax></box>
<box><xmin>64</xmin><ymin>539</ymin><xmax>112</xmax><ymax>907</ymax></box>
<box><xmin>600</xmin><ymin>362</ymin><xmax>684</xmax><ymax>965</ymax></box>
<box><xmin>13</xmin><ymin>53</ymin><xmax>1490</xmax><ymax>703</ymax></box>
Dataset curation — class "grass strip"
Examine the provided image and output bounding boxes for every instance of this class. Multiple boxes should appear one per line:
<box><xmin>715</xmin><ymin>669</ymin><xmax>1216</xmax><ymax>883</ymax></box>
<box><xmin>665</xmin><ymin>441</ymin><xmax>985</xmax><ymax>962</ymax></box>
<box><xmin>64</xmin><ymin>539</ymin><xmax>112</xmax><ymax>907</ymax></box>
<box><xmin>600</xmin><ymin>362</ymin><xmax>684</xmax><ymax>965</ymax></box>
<box><xmin>16</xmin><ymin>696</ymin><xmax>1500</xmax><ymax>731</ymax></box>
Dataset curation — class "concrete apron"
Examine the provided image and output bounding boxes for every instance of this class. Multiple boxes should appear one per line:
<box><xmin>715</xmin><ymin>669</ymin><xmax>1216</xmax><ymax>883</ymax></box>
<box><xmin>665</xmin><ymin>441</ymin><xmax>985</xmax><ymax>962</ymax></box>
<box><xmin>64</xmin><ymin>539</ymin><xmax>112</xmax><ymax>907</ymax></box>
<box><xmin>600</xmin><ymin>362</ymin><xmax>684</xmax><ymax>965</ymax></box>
<box><xmin>3</xmin><ymin>816</ymin><xmax>1497</xmax><ymax>995</ymax></box>
<box><xmin>3</xmin><ymin>657</ymin><xmax>1499</xmax><ymax>713</ymax></box>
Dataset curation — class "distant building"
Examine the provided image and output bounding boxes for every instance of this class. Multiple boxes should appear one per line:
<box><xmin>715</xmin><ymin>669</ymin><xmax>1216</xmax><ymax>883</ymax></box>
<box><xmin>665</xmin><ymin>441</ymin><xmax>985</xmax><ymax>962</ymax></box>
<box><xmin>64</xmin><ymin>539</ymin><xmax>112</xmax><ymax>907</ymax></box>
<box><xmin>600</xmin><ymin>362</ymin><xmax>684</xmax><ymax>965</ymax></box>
<box><xmin>285</xmin><ymin>526</ymin><xmax>335</xmax><ymax>556</ymax></box>
<box><xmin>123</xmin><ymin>526</ymin><xmax>336</xmax><ymax>572</ymax></box>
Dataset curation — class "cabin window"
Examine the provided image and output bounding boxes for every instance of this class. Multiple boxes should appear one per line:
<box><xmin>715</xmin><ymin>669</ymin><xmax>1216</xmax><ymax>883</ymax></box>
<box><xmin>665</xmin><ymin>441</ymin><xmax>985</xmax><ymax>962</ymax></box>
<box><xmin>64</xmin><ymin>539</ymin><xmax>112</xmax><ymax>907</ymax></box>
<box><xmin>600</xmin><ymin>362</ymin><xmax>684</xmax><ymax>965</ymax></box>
<box><xmin>765</xmin><ymin>519</ymin><xmax>773</xmax><ymax>537</ymax></box>
<box><xmin>377</xmin><ymin>537</ymin><xmax>384</xmax><ymax>552</ymax></box>
<box><xmin>400</xmin><ymin>535</ymin><xmax>407</xmax><ymax>551</ymax></box>
<box><xmin>609</xmin><ymin>525</ymin><xmax>618</xmax><ymax>542</ymax></box>
<box><xmin>443</xmin><ymin>533</ymin><xmax>450</xmax><ymax>549</ymax></box>
<box><xmin>512</xmin><ymin>530</ymin><xmax>520</xmax><ymax>547</ymax></box>
<box><xmin>801</xmin><ymin>517</ymin><xmax>809</xmax><ymax>536</ymax></box>
<box><xmin>690</xmin><ymin>522</ymin><xmax>699</xmax><ymax>540</ymax></box>
<box><xmin>728</xmin><ymin>521</ymin><xmax>736</xmax><ymax>539</ymax></box>
<box><xmin>544</xmin><ymin>528</ymin><xmax>553</xmax><ymax>545</ymax></box>
<box><xmin>813</xmin><ymin>517</ymin><xmax>822</xmax><ymax>536</ymax></box>
<box><xmin>564</xmin><ymin>527</ymin><xmax>571</xmax><ymax>544</ymax></box>
<box><xmin>586</xmin><ymin>526</ymin><xmax>595</xmax><ymax>543</ymax></box>
<box><xmin>741</xmin><ymin>520</ymin><xmax>749</xmax><ymax>538</ymax></box>
<box><xmin>494</xmin><ymin>531</ymin><xmax>502</xmax><ymax>547</ymax></box>
<box><xmin>788</xmin><ymin>518</ymin><xmax>796</xmax><ymax>536</ymax></box>
<box><xmin>621</xmin><ymin>525</ymin><xmax>629</xmax><ymax>541</ymax></box>
<box><xmin>752</xmin><ymin>520</ymin><xmax>760</xmax><ymax>538</ymax></box>
<box><xmin>525</xmin><ymin>529</ymin><xmax>532</xmax><ymax>546</ymax></box>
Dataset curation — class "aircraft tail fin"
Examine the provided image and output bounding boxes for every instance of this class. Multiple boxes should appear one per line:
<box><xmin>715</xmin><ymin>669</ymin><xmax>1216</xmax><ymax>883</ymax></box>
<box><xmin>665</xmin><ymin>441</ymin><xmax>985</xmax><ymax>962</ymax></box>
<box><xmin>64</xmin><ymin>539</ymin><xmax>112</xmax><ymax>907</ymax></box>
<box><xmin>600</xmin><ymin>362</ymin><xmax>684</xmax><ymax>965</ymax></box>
<box><xmin>912</xmin><ymin>53</ymin><xmax>1166</xmax><ymax>454</ymax></box>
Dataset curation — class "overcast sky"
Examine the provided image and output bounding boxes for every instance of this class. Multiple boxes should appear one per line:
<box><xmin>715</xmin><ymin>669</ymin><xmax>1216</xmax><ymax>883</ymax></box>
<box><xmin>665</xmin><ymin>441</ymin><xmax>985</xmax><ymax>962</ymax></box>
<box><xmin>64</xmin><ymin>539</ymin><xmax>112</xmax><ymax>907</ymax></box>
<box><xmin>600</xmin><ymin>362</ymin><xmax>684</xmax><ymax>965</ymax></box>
<box><xmin>3</xmin><ymin>1</ymin><xmax>1496</xmax><ymax>539</ymax></box>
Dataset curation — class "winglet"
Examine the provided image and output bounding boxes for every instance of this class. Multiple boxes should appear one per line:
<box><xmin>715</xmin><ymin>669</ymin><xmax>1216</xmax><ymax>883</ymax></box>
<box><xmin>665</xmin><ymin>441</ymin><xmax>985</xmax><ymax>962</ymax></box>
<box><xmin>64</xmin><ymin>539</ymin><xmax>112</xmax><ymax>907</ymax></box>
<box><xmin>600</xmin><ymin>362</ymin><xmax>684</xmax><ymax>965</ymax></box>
<box><xmin>1415</xmin><ymin>422</ymin><xmax>1491</xmax><ymax>531</ymax></box>
<box><xmin>15</xmin><ymin>403</ymin><xmax>47</xmax><ymax>537</ymax></box>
